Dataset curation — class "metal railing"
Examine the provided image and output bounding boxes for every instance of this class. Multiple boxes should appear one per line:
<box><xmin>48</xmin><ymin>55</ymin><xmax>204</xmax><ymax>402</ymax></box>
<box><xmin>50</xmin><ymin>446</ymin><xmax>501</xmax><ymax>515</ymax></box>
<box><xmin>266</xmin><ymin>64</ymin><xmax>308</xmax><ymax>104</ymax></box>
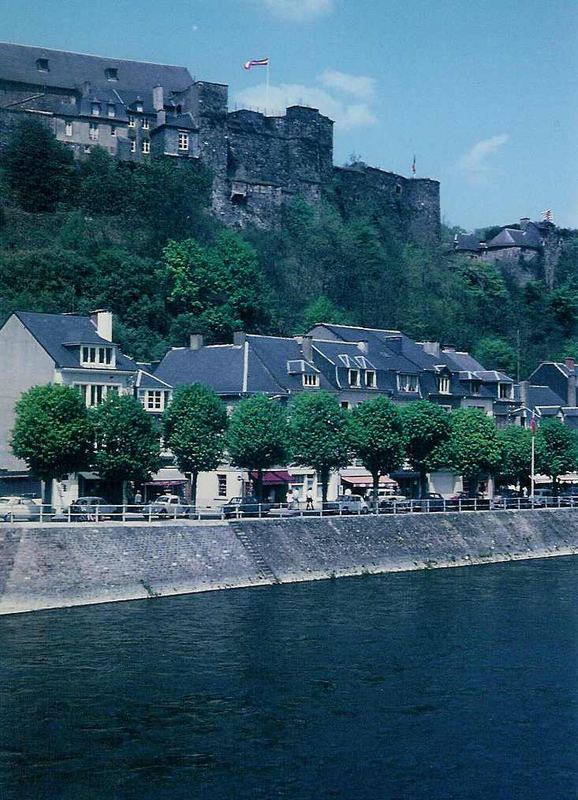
<box><xmin>1</xmin><ymin>495</ymin><xmax>578</xmax><ymax>523</ymax></box>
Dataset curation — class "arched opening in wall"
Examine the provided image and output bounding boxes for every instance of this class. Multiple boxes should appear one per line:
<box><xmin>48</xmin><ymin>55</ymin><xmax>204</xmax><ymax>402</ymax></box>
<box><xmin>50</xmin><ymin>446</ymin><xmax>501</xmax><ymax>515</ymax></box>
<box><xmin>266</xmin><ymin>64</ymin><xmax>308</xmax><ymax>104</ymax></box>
<box><xmin>395</xmin><ymin>184</ymin><xmax>403</xmax><ymax>197</ymax></box>
<box><xmin>230</xmin><ymin>182</ymin><xmax>248</xmax><ymax>205</ymax></box>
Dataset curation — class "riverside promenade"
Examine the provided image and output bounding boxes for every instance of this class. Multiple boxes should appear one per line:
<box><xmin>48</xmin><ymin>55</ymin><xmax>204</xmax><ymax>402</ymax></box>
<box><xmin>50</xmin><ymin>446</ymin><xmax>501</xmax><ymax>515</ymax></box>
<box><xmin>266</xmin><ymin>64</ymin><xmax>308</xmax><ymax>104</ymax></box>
<box><xmin>2</xmin><ymin>508</ymin><xmax>578</xmax><ymax>615</ymax></box>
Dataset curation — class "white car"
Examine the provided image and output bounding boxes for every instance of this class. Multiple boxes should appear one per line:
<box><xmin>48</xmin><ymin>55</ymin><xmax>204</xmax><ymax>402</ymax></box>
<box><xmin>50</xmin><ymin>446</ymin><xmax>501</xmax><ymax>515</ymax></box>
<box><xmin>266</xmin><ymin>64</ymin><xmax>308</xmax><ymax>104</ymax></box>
<box><xmin>142</xmin><ymin>494</ymin><xmax>191</xmax><ymax>519</ymax></box>
<box><xmin>0</xmin><ymin>496</ymin><xmax>41</xmax><ymax>522</ymax></box>
<box><xmin>335</xmin><ymin>494</ymin><xmax>370</xmax><ymax>514</ymax></box>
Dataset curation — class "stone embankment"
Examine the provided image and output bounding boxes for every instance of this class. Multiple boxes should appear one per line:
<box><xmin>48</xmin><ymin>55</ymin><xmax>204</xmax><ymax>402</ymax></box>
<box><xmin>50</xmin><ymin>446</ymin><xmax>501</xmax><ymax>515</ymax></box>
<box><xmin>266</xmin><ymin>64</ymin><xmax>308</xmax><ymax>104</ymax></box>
<box><xmin>2</xmin><ymin>510</ymin><xmax>578</xmax><ymax>615</ymax></box>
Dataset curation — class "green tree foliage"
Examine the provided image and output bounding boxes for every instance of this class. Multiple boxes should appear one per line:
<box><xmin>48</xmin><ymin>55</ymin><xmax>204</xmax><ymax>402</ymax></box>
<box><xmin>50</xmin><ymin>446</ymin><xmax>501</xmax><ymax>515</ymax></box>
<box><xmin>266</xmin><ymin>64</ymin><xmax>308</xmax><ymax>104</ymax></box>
<box><xmin>351</xmin><ymin>397</ymin><xmax>405</xmax><ymax>505</ymax></box>
<box><xmin>497</xmin><ymin>425</ymin><xmax>532</xmax><ymax>489</ymax></box>
<box><xmin>401</xmin><ymin>400</ymin><xmax>451</xmax><ymax>497</ymax></box>
<box><xmin>535</xmin><ymin>419</ymin><xmax>578</xmax><ymax>494</ymax></box>
<box><xmin>444</xmin><ymin>408</ymin><xmax>502</xmax><ymax>494</ymax></box>
<box><xmin>299</xmin><ymin>295</ymin><xmax>353</xmax><ymax>332</ymax></box>
<box><xmin>11</xmin><ymin>385</ymin><xmax>93</xmax><ymax>498</ymax></box>
<box><xmin>162</xmin><ymin>384</ymin><xmax>228</xmax><ymax>506</ymax></box>
<box><xmin>162</xmin><ymin>230</ymin><xmax>275</xmax><ymax>342</ymax></box>
<box><xmin>2</xmin><ymin>118</ymin><xmax>77</xmax><ymax>212</ymax></box>
<box><xmin>227</xmin><ymin>396</ymin><xmax>289</xmax><ymax>500</ymax></box>
<box><xmin>91</xmin><ymin>393</ymin><xmax>161</xmax><ymax>502</ymax></box>
<box><xmin>474</xmin><ymin>337</ymin><xmax>518</xmax><ymax>377</ymax></box>
<box><xmin>288</xmin><ymin>391</ymin><xmax>352</xmax><ymax>502</ymax></box>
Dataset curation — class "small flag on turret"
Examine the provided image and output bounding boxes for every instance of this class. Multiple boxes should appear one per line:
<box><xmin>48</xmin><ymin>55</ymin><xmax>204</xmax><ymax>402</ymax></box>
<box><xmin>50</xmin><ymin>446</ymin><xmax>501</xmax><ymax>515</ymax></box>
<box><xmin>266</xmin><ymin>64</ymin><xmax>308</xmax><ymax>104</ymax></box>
<box><xmin>542</xmin><ymin>209</ymin><xmax>553</xmax><ymax>223</ymax></box>
<box><xmin>244</xmin><ymin>58</ymin><xmax>269</xmax><ymax>70</ymax></box>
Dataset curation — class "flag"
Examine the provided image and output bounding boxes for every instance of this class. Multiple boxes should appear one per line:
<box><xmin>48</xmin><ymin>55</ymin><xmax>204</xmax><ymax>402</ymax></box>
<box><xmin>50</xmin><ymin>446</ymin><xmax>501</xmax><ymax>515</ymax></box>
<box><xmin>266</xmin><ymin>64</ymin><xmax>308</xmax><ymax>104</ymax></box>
<box><xmin>244</xmin><ymin>58</ymin><xmax>269</xmax><ymax>70</ymax></box>
<box><xmin>530</xmin><ymin>413</ymin><xmax>537</xmax><ymax>434</ymax></box>
<box><xmin>412</xmin><ymin>155</ymin><xmax>416</xmax><ymax>176</ymax></box>
<box><xmin>542</xmin><ymin>209</ymin><xmax>553</xmax><ymax>223</ymax></box>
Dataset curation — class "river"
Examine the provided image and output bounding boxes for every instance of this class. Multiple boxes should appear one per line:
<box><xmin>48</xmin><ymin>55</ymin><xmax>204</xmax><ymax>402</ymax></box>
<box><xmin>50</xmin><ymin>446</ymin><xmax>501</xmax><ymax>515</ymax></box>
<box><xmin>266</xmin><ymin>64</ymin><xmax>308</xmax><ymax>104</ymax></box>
<box><xmin>2</xmin><ymin>557</ymin><xmax>578</xmax><ymax>799</ymax></box>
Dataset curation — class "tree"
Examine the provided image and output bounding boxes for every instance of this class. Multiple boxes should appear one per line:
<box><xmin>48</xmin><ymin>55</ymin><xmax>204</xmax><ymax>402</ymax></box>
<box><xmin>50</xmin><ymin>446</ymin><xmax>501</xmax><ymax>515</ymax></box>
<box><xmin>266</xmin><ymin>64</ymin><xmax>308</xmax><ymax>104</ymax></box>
<box><xmin>163</xmin><ymin>384</ymin><xmax>228</xmax><ymax>506</ymax></box>
<box><xmin>11</xmin><ymin>384</ymin><xmax>93</xmax><ymax>502</ymax></box>
<box><xmin>299</xmin><ymin>295</ymin><xmax>353</xmax><ymax>332</ymax></box>
<box><xmin>497</xmin><ymin>425</ymin><xmax>532</xmax><ymax>490</ymax></box>
<box><xmin>402</xmin><ymin>400</ymin><xmax>451</xmax><ymax>497</ymax></box>
<box><xmin>351</xmin><ymin>397</ymin><xmax>405</xmax><ymax>506</ymax></box>
<box><xmin>474</xmin><ymin>337</ymin><xmax>517</xmax><ymax>377</ymax></box>
<box><xmin>227</xmin><ymin>395</ymin><xmax>289</xmax><ymax>501</ymax></box>
<box><xmin>288</xmin><ymin>391</ymin><xmax>352</xmax><ymax>502</ymax></box>
<box><xmin>2</xmin><ymin>118</ymin><xmax>77</xmax><ymax>212</ymax></box>
<box><xmin>536</xmin><ymin>419</ymin><xmax>578</xmax><ymax>495</ymax></box>
<box><xmin>91</xmin><ymin>393</ymin><xmax>161</xmax><ymax>502</ymax></box>
<box><xmin>445</xmin><ymin>408</ymin><xmax>502</xmax><ymax>496</ymax></box>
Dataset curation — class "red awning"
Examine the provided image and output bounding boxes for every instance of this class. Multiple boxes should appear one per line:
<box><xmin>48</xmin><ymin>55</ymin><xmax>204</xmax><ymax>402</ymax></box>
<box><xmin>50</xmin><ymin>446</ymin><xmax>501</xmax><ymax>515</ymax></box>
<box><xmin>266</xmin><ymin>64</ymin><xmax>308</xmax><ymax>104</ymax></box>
<box><xmin>250</xmin><ymin>470</ymin><xmax>294</xmax><ymax>485</ymax></box>
<box><xmin>341</xmin><ymin>474</ymin><xmax>397</xmax><ymax>488</ymax></box>
<box><xmin>144</xmin><ymin>480</ymin><xmax>187</xmax><ymax>487</ymax></box>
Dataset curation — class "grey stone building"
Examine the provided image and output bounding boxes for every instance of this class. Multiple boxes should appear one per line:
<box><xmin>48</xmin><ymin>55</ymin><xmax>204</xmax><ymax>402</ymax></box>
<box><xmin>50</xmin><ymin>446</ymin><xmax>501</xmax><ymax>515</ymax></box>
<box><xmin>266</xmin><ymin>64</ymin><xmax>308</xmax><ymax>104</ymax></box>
<box><xmin>0</xmin><ymin>42</ymin><xmax>440</xmax><ymax>244</ymax></box>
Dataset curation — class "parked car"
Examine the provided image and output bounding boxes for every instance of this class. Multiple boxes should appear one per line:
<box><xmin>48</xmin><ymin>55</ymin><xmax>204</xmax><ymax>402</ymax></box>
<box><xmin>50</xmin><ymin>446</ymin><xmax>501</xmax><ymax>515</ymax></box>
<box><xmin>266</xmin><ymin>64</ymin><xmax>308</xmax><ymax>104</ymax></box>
<box><xmin>222</xmin><ymin>496</ymin><xmax>272</xmax><ymax>518</ymax></box>
<box><xmin>69</xmin><ymin>496</ymin><xmax>118</xmax><ymax>519</ymax></box>
<box><xmin>412</xmin><ymin>493</ymin><xmax>446</xmax><ymax>512</ymax></box>
<box><xmin>142</xmin><ymin>494</ymin><xmax>191</xmax><ymax>519</ymax></box>
<box><xmin>334</xmin><ymin>494</ymin><xmax>370</xmax><ymax>514</ymax></box>
<box><xmin>0</xmin><ymin>496</ymin><xmax>41</xmax><ymax>522</ymax></box>
<box><xmin>377</xmin><ymin>493</ymin><xmax>409</xmax><ymax>513</ymax></box>
<box><xmin>448</xmin><ymin>491</ymin><xmax>490</xmax><ymax>511</ymax></box>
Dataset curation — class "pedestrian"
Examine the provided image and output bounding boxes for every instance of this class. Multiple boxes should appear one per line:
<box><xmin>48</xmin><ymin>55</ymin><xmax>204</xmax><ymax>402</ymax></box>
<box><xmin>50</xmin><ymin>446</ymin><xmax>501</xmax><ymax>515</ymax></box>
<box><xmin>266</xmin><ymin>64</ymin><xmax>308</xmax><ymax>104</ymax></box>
<box><xmin>134</xmin><ymin>490</ymin><xmax>143</xmax><ymax>505</ymax></box>
<box><xmin>286</xmin><ymin>488</ymin><xmax>294</xmax><ymax>509</ymax></box>
<box><xmin>306</xmin><ymin>488</ymin><xmax>314</xmax><ymax>511</ymax></box>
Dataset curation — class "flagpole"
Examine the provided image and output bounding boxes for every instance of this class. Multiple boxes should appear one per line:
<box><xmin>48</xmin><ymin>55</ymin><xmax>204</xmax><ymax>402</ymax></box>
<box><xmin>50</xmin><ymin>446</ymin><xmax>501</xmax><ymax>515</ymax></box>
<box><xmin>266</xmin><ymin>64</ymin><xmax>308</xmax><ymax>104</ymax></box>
<box><xmin>530</xmin><ymin>417</ymin><xmax>535</xmax><ymax>501</ymax></box>
<box><xmin>266</xmin><ymin>60</ymin><xmax>270</xmax><ymax>115</ymax></box>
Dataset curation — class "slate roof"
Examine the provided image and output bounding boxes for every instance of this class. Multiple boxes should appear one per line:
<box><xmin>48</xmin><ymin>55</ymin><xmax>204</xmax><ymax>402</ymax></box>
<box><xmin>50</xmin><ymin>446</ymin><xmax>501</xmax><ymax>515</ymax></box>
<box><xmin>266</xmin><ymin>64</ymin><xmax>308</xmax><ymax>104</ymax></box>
<box><xmin>526</xmin><ymin>385</ymin><xmax>565</xmax><ymax>408</ymax></box>
<box><xmin>0</xmin><ymin>42</ymin><xmax>192</xmax><ymax>94</ymax></box>
<box><xmin>135</xmin><ymin>370</ymin><xmax>172</xmax><ymax>390</ymax></box>
<box><xmin>14</xmin><ymin>311</ymin><xmax>137</xmax><ymax>371</ymax></box>
<box><xmin>454</xmin><ymin>233</ymin><xmax>482</xmax><ymax>252</ymax></box>
<box><xmin>154</xmin><ymin>345</ymin><xmax>246</xmax><ymax>394</ymax></box>
<box><xmin>485</xmin><ymin>223</ymin><xmax>542</xmax><ymax>251</ymax></box>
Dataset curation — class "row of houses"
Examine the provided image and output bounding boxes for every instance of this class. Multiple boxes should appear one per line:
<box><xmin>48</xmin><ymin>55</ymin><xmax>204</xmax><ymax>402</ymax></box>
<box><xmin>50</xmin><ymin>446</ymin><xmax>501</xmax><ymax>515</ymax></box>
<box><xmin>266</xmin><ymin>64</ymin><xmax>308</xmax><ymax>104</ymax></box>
<box><xmin>1</xmin><ymin>309</ymin><xmax>577</xmax><ymax>506</ymax></box>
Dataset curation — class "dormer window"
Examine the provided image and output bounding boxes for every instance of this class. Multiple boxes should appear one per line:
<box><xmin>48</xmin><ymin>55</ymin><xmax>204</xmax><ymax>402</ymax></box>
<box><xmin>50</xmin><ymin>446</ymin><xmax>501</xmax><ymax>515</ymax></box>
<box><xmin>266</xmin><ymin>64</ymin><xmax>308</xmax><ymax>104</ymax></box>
<box><xmin>302</xmin><ymin>374</ymin><xmax>319</xmax><ymax>388</ymax></box>
<box><xmin>365</xmin><ymin>370</ymin><xmax>377</xmax><ymax>388</ymax></box>
<box><xmin>36</xmin><ymin>58</ymin><xmax>49</xmax><ymax>72</ymax></box>
<box><xmin>437</xmin><ymin>375</ymin><xmax>450</xmax><ymax>394</ymax></box>
<box><xmin>107</xmin><ymin>103</ymin><xmax>116</xmax><ymax>118</ymax></box>
<box><xmin>348</xmin><ymin>369</ymin><xmax>360</xmax><ymax>387</ymax></box>
<box><xmin>471</xmin><ymin>380</ymin><xmax>481</xmax><ymax>396</ymax></box>
<box><xmin>91</xmin><ymin>102</ymin><xmax>101</xmax><ymax>116</ymax></box>
<box><xmin>136</xmin><ymin>101</ymin><xmax>144</xmax><ymax>113</ymax></box>
<box><xmin>499</xmin><ymin>383</ymin><xmax>513</xmax><ymax>400</ymax></box>
<box><xmin>105</xmin><ymin>68</ymin><xmax>118</xmax><ymax>81</ymax></box>
<box><xmin>81</xmin><ymin>346</ymin><xmax>113</xmax><ymax>367</ymax></box>
<box><xmin>398</xmin><ymin>374</ymin><xmax>418</xmax><ymax>393</ymax></box>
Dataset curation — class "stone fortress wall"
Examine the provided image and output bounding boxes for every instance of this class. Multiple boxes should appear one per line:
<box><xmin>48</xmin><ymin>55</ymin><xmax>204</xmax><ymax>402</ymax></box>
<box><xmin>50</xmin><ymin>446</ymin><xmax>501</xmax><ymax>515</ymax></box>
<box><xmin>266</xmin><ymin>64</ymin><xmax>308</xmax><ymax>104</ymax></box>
<box><xmin>2</xmin><ymin>509</ymin><xmax>578</xmax><ymax>615</ymax></box>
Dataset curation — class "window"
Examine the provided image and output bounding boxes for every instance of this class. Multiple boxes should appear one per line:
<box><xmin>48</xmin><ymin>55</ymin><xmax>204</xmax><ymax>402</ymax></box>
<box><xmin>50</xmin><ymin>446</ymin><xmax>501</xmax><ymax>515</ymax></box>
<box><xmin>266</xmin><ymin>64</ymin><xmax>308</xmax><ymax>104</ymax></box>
<box><xmin>499</xmin><ymin>383</ymin><xmax>513</xmax><ymax>400</ymax></box>
<box><xmin>65</xmin><ymin>121</ymin><xmax>73</xmax><ymax>137</ymax></box>
<box><xmin>107</xmin><ymin>103</ymin><xmax>116</xmax><ymax>118</ymax></box>
<box><xmin>128</xmin><ymin>115</ymin><xmax>135</xmax><ymax>127</ymax></box>
<box><xmin>348</xmin><ymin>369</ymin><xmax>360</xmax><ymax>387</ymax></box>
<box><xmin>142</xmin><ymin>139</ymin><xmax>150</xmax><ymax>154</ymax></box>
<box><xmin>141</xmin><ymin>390</ymin><xmax>168</xmax><ymax>411</ymax></box>
<box><xmin>110</xmin><ymin>125</ymin><xmax>116</xmax><ymax>136</ymax></box>
<box><xmin>437</xmin><ymin>375</ymin><xmax>450</xmax><ymax>394</ymax></box>
<box><xmin>136</xmin><ymin>101</ymin><xmax>144</xmax><ymax>113</ymax></box>
<box><xmin>471</xmin><ymin>381</ymin><xmax>481</xmax><ymax>396</ymax></box>
<box><xmin>142</xmin><ymin>117</ymin><xmax>150</xmax><ymax>130</ymax></box>
<box><xmin>91</xmin><ymin>102</ymin><xmax>100</xmax><ymax>116</ymax></box>
<box><xmin>36</xmin><ymin>58</ymin><xmax>49</xmax><ymax>72</ymax></box>
<box><xmin>341</xmin><ymin>401</ymin><xmax>350</xmax><ymax>410</ymax></box>
<box><xmin>178</xmin><ymin>131</ymin><xmax>189</xmax><ymax>152</ymax></box>
<box><xmin>398</xmin><ymin>373</ymin><xmax>418</xmax><ymax>392</ymax></box>
<box><xmin>105</xmin><ymin>67</ymin><xmax>118</xmax><ymax>81</ymax></box>
<box><xmin>302</xmin><ymin>374</ymin><xmax>319</xmax><ymax>387</ymax></box>
<box><xmin>365</xmin><ymin>370</ymin><xmax>376</xmax><ymax>388</ymax></box>
<box><xmin>217</xmin><ymin>474</ymin><xmax>227</xmax><ymax>497</ymax></box>
<box><xmin>81</xmin><ymin>346</ymin><xmax>113</xmax><ymax>366</ymax></box>
<box><xmin>130</xmin><ymin>140</ymin><xmax>136</xmax><ymax>153</ymax></box>
<box><xmin>76</xmin><ymin>384</ymin><xmax>117</xmax><ymax>407</ymax></box>
<box><xmin>89</xmin><ymin>122</ymin><xmax>99</xmax><ymax>140</ymax></box>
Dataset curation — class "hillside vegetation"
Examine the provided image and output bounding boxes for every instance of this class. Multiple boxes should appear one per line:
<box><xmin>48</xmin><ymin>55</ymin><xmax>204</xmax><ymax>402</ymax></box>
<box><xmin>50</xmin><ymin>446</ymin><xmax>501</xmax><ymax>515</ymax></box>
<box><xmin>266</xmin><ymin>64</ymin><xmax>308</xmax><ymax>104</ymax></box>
<box><xmin>1</xmin><ymin>117</ymin><xmax>578</xmax><ymax>374</ymax></box>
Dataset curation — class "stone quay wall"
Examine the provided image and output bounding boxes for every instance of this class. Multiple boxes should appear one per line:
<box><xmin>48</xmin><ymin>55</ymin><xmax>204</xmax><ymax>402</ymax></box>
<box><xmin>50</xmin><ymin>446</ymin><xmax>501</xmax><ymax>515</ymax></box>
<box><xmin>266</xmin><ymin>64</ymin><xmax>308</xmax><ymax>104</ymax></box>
<box><xmin>2</xmin><ymin>509</ymin><xmax>578</xmax><ymax>615</ymax></box>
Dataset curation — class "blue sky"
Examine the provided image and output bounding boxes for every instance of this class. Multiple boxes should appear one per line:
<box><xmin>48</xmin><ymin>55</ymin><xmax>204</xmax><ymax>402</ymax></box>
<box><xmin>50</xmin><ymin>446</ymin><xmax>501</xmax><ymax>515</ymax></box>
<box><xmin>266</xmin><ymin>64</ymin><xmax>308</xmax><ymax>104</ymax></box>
<box><xmin>2</xmin><ymin>0</ymin><xmax>577</xmax><ymax>229</ymax></box>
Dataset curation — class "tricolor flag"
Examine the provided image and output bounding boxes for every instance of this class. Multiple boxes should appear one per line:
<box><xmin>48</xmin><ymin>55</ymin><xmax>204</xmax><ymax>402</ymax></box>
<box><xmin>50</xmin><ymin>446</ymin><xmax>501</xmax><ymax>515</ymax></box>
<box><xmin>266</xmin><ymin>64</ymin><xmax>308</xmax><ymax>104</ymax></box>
<box><xmin>244</xmin><ymin>58</ymin><xmax>269</xmax><ymax>70</ymax></box>
<box><xmin>530</xmin><ymin>413</ymin><xmax>537</xmax><ymax>434</ymax></box>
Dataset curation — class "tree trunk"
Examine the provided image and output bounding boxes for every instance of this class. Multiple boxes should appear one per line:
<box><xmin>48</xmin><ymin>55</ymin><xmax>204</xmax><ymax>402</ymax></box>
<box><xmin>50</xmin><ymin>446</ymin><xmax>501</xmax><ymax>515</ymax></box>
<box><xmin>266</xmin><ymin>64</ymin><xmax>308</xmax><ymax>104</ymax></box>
<box><xmin>255</xmin><ymin>469</ymin><xmax>263</xmax><ymax>501</ymax></box>
<box><xmin>191</xmin><ymin>471</ymin><xmax>199</xmax><ymax>508</ymax></box>
<box><xmin>321</xmin><ymin>468</ymin><xmax>329</xmax><ymax>503</ymax></box>
<box><xmin>372</xmin><ymin>470</ymin><xmax>380</xmax><ymax>510</ymax></box>
<box><xmin>122</xmin><ymin>480</ymin><xmax>128</xmax><ymax>505</ymax></box>
<box><xmin>419</xmin><ymin>469</ymin><xmax>428</xmax><ymax>499</ymax></box>
<box><xmin>553</xmin><ymin>474</ymin><xmax>558</xmax><ymax>496</ymax></box>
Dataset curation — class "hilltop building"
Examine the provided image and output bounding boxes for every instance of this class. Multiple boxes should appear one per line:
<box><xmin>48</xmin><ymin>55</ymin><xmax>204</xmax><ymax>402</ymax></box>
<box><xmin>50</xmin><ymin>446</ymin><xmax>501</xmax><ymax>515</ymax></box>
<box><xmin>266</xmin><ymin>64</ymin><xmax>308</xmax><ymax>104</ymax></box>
<box><xmin>0</xmin><ymin>42</ymin><xmax>440</xmax><ymax>244</ymax></box>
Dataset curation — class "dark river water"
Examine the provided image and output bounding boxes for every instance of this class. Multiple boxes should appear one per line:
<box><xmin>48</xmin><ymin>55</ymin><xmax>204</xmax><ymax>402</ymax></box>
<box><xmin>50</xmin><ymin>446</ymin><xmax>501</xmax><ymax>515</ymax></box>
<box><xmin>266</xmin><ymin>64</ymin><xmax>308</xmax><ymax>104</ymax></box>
<box><xmin>2</xmin><ymin>558</ymin><xmax>578</xmax><ymax>800</ymax></box>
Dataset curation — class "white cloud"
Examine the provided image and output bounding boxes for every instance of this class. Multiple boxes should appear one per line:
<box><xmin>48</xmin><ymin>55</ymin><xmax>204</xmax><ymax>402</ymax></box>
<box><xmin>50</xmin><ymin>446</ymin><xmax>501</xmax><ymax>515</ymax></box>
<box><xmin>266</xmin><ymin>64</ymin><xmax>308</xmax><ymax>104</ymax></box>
<box><xmin>319</xmin><ymin>70</ymin><xmax>376</xmax><ymax>100</ymax></box>
<box><xmin>456</xmin><ymin>134</ymin><xmax>509</xmax><ymax>184</ymax></box>
<box><xmin>235</xmin><ymin>77</ymin><xmax>377</xmax><ymax>129</ymax></box>
<box><xmin>260</xmin><ymin>0</ymin><xmax>333</xmax><ymax>20</ymax></box>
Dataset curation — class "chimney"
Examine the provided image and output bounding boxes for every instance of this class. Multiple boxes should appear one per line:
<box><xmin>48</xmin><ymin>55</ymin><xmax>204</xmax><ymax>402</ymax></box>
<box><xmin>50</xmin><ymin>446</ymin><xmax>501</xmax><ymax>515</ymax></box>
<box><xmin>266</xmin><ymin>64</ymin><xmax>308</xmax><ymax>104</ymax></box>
<box><xmin>520</xmin><ymin>217</ymin><xmax>531</xmax><ymax>231</ymax></box>
<box><xmin>90</xmin><ymin>309</ymin><xmax>112</xmax><ymax>342</ymax></box>
<box><xmin>189</xmin><ymin>333</ymin><xmax>204</xmax><ymax>351</ymax></box>
<box><xmin>422</xmin><ymin>341</ymin><xmax>441</xmax><ymax>358</ymax></box>
<box><xmin>519</xmin><ymin>380</ymin><xmax>529</xmax><ymax>406</ymax></box>
<box><xmin>566</xmin><ymin>358</ymin><xmax>576</xmax><ymax>406</ymax></box>
<box><xmin>442</xmin><ymin>344</ymin><xmax>456</xmax><ymax>353</ymax></box>
<box><xmin>233</xmin><ymin>331</ymin><xmax>246</xmax><ymax>346</ymax></box>
<box><xmin>81</xmin><ymin>80</ymin><xmax>91</xmax><ymax>97</ymax></box>
<box><xmin>357</xmin><ymin>340</ymin><xmax>369</xmax><ymax>354</ymax></box>
<box><xmin>300</xmin><ymin>335</ymin><xmax>313</xmax><ymax>362</ymax></box>
<box><xmin>153</xmin><ymin>85</ymin><xmax>164</xmax><ymax>112</ymax></box>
